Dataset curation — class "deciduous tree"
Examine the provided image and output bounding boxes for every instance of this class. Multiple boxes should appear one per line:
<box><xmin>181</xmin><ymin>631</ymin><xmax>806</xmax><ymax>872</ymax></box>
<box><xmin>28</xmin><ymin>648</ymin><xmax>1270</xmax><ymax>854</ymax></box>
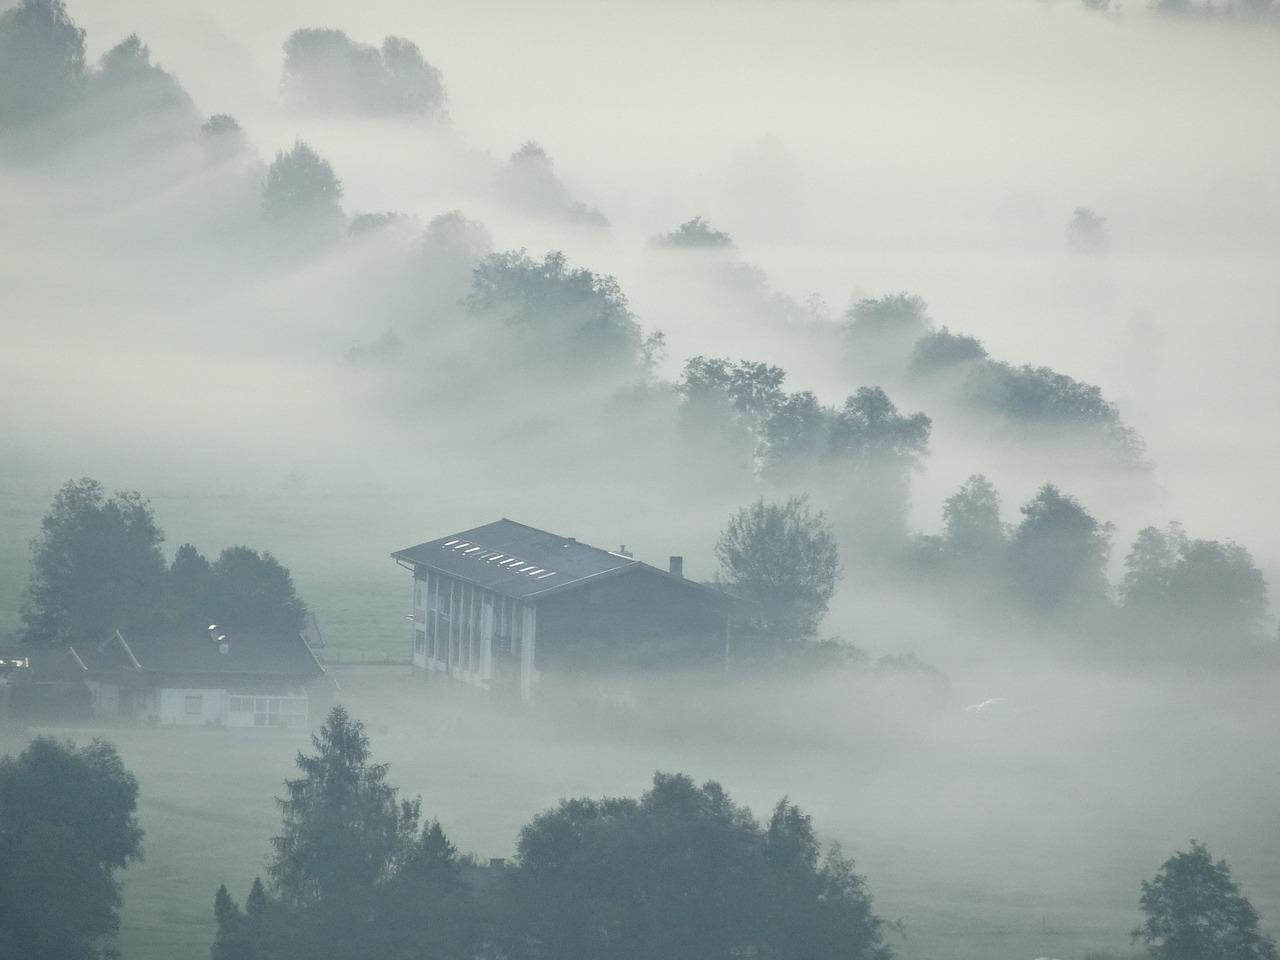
<box><xmin>19</xmin><ymin>478</ymin><xmax>168</xmax><ymax>645</ymax></box>
<box><xmin>0</xmin><ymin>738</ymin><xmax>143</xmax><ymax>960</ymax></box>
<box><xmin>0</xmin><ymin>0</ymin><xmax>86</xmax><ymax>128</ymax></box>
<box><xmin>467</xmin><ymin>249</ymin><xmax>642</xmax><ymax>371</ymax></box>
<box><xmin>262</xmin><ymin>140</ymin><xmax>344</xmax><ymax>232</ymax></box>
<box><xmin>940</xmin><ymin>474</ymin><xmax>1006</xmax><ymax>568</ymax></box>
<box><xmin>1007</xmin><ymin>483</ymin><xmax>1113</xmax><ymax>618</ymax></box>
<box><xmin>206</xmin><ymin>545</ymin><xmax>309</xmax><ymax>637</ymax></box>
<box><xmin>1134</xmin><ymin>841</ymin><xmax>1277</xmax><ymax>960</ymax></box>
<box><xmin>1121</xmin><ymin>524</ymin><xmax>1269</xmax><ymax>651</ymax></box>
<box><xmin>829</xmin><ymin>387</ymin><xmax>930</xmax><ymax>467</ymax></box>
<box><xmin>1066</xmin><ymin>206</ymin><xmax>1110</xmax><ymax>254</ymax></box>
<box><xmin>715</xmin><ymin>495</ymin><xmax>839</xmax><ymax>643</ymax></box>
<box><xmin>504</xmin><ymin>773</ymin><xmax>892</xmax><ymax>960</ymax></box>
<box><xmin>281</xmin><ymin>28</ymin><xmax>446</xmax><ymax>117</ymax></box>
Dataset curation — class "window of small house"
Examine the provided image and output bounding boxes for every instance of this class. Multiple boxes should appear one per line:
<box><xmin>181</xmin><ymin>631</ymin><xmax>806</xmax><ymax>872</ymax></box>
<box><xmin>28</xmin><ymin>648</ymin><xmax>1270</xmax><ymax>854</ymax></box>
<box><xmin>184</xmin><ymin>695</ymin><xmax>203</xmax><ymax>715</ymax></box>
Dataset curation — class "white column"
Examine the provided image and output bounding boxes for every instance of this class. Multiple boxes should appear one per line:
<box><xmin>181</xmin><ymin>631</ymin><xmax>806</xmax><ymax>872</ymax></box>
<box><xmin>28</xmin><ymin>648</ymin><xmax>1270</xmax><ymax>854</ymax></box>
<box><xmin>520</xmin><ymin>605</ymin><xmax>537</xmax><ymax>704</ymax></box>
<box><xmin>481</xmin><ymin>594</ymin><xmax>494</xmax><ymax>683</ymax></box>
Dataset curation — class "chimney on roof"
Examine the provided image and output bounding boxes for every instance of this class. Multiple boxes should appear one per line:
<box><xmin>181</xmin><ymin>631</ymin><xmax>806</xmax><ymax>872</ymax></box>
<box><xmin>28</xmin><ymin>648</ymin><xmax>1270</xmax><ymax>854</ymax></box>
<box><xmin>619</xmin><ymin>545</ymin><xmax>632</xmax><ymax>558</ymax></box>
<box><xmin>669</xmin><ymin>556</ymin><xmax>683</xmax><ymax>578</ymax></box>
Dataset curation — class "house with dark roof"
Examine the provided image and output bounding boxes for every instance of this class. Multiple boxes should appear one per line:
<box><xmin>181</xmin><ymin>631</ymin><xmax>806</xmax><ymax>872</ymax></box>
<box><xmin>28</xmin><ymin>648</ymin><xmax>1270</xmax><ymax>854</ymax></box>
<box><xmin>392</xmin><ymin>519</ymin><xmax>735</xmax><ymax>702</ymax></box>
<box><xmin>70</xmin><ymin>629</ymin><xmax>325</xmax><ymax>727</ymax></box>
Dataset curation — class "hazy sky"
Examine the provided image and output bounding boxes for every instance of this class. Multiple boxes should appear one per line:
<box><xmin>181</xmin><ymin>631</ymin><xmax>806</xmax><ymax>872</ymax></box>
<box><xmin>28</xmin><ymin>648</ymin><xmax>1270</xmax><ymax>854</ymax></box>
<box><xmin>3</xmin><ymin>0</ymin><xmax>1279</xmax><ymax>563</ymax></box>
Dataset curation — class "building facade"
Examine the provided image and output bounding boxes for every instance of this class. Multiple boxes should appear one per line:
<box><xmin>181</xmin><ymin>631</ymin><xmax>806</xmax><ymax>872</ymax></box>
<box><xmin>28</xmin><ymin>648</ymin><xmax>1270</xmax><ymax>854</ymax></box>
<box><xmin>72</xmin><ymin>630</ymin><xmax>325</xmax><ymax>728</ymax></box>
<box><xmin>392</xmin><ymin>519</ymin><xmax>734</xmax><ymax>703</ymax></box>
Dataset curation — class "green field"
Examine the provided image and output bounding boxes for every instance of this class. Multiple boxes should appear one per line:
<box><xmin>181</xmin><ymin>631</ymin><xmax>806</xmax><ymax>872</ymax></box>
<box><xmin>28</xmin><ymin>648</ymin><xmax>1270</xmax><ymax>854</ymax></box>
<box><xmin>3</xmin><ymin>490</ymin><xmax>1278</xmax><ymax>960</ymax></box>
<box><xmin>6</xmin><ymin>660</ymin><xmax>1279</xmax><ymax>960</ymax></box>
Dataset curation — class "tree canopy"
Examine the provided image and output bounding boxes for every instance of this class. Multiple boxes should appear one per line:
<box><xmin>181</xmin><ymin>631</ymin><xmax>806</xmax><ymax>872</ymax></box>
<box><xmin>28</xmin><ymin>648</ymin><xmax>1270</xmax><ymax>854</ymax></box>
<box><xmin>492</xmin><ymin>142</ymin><xmax>609</xmax><ymax>227</ymax></box>
<box><xmin>262</xmin><ymin>140</ymin><xmax>345</xmax><ymax>231</ymax></box>
<box><xmin>1121</xmin><ymin>523</ymin><xmax>1269</xmax><ymax>651</ymax></box>
<box><xmin>653</xmin><ymin>215</ymin><xmax>736</xmax><ymax>249</ymax></box>
<box><xmin>215</xmin><ymin>713</ymin><xmax>892</xmax><ymax>960</ymax></box>
<box><xmin>908</xmin><ymin>327</ymin><xmax>988</xmax><ymax>376</ymax></box>
<box><xmin>715</xmin><ymin>495</ymin><xmax>840</xmax><ymax>644</ymax></box>
<box><xmin>505</xmin><ymin>772</ymin><xmax>893</xmax><ymax>960</ymax></box>
<box><xmin>1066</xmin><ymin>206</ymin><xmax>1110</xmax><ymax>254</ymax></box>
<box><xmin>0</xmin><ymin>738</ymin><xmax>144</xmax><ymax>960</ymax></box>
<box><xmin>844</xmin><ymin>292</ymin><xmax>932</xmax><ymax>376</ymax></box>
<box><xmin>169</xmin><ymin>544</ymin><xmax>309</xmax><ymax>637</ymax></box>
<box><xmin>1007</xmin><ymin>483</ymin><xmax>1113</xmax><ymax>617</ymax></box>
<box><xmin>281</xmin><ymin>28</ymin><xmax>446</xmax><ymax>117</ymax></box>
<box><xmin>20</xmin><ymin>478</ymin><xmax>169</xmax><ymax>646</ymax></box>
<box><xmin>940</xmin><ymin>474</ymin><xmax>1007</xmax><ymax>570</ymax></box>
<box><xmin>269</xmin><ymin>705</ymin><xmax>420</xmax><ymax>913</ymax></box>
<box><xmin>829</xmin><ymin>387</ymin><xmax>930</xmax><ymax>468</ymax></box>
<box><xmin>84</xmin><ymin>33</ymin><xmax>198</xmax><ymax>139</ymax></box>
<box><xmin>20</xmin><ymin>479</ymin><xmax>311</xmax><ymax>646</ymax></box>
<box><xmin>1134</xmin><ymin>841</ymin><xmax>1278</xmax><ymax>960</ymax></box>
<box><xmin>467</xmin><ymin>249</ymin><xmax>643</xmax><ymax>372</ymax></box>
<box><xmin>676</xmin><ymin>357</ymin><xmax>929</xmax><ymax>485</ymax></box>
<box><xmin>0</xmin><ymin>0</ymin><xmax>86</xmax><ymax>128</ymax></box>
<box><xmin>213</xmin><ymin>706</ymin><xmax>476</xmax><ymax>960</ymax></box>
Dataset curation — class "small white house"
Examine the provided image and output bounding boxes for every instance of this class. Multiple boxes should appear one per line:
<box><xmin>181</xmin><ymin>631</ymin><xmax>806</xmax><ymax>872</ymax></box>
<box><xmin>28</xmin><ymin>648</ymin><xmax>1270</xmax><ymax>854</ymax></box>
<box><xmin>72</xmin><ymin>630</ymin><xmax>324</xmax><ymax>728</ymax></box>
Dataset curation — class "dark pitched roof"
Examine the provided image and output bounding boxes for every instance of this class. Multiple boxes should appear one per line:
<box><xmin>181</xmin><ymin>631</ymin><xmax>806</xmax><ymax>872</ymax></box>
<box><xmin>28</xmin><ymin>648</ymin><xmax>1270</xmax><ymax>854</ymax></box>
<box><xmin>392</xmin><ymin>518</ymin><xmax>734</xmax><ymax>607</ymax></box>
<box><xmin>73</xmin><ymin>631</ymin><xmax>325</xmax><ymax>680</ymax></box>
<box><xmin>392</xmin><ymin>519</ymin><xmax>636</xmax><ymax>599</ymax></box>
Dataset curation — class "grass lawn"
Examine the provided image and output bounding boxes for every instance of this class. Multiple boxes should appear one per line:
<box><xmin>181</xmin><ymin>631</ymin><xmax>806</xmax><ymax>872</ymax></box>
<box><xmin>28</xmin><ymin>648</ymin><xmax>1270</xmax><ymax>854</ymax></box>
<box><xmin>3</xmin><ymin>490</ymin><xmax>1277</xmax><ymax>960</ymax></box>
<box><xmin>9</xmin><ymin>660</ymin><xmax>1276</xmax><ymax>960</ymax></box>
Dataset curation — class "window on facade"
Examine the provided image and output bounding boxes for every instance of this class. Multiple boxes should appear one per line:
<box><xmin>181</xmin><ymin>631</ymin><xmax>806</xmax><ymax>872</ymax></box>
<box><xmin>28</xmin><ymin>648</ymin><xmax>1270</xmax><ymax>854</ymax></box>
<box><xmin>242</xmin><ymin>695</ymin><xmax>306</xmax><ymax>725</ymax></box>
<box><xmin>184</xmin><ymin>695</ymin><xmax>203</xmax><ymax>715</ymax></box>
<box><xmin>415</xmin><ymin>629</ymin><xmax>426</xmax><ymax>655</ymax></box>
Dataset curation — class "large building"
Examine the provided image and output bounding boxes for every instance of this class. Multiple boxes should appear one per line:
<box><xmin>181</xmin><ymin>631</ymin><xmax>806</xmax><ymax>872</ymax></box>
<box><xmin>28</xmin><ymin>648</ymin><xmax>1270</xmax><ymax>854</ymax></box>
<box><xmin>392</xmin><ymin>519</ymin><xmax>735</xmax><ymax>702</ymax></box>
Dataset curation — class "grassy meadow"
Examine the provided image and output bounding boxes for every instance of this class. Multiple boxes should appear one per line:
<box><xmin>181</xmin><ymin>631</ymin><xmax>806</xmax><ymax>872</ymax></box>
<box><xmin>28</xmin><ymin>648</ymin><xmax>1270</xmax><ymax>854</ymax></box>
<box><xmin>3</xmin><ymin>488</ymin><xmax>1278</xmax><ymax>960</ymax></box>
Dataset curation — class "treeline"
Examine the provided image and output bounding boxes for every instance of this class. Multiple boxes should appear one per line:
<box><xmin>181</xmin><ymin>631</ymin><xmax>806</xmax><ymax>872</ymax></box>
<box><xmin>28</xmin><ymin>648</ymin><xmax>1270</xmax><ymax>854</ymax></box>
<box><xmin>908</xmin><ymin>475</ymin><xmax>1272</xmax><ymax>660</ymax></box>
<box><xmin>711</xmin><ymin>486</ymin><xmax>1273</xmax><ymax>670</ymax></box>
<box><xmin>211</xmin><ymin>707</ymin><xmax>895</xmax><ymax>960</ymax></box>
<box><xmin>18</xmin><ymin>478</ymin><xmax>308</xmax><ymax>647</ymax></box>
<box><xmin>5</xmin><ymin>3</ymin><xmax>1273</xmax><ymax>667</ymax></box>
<box><xmin>4</xmin><ymin>711</ymin><xmax>1277</xmax><ymax>960</ymax></box>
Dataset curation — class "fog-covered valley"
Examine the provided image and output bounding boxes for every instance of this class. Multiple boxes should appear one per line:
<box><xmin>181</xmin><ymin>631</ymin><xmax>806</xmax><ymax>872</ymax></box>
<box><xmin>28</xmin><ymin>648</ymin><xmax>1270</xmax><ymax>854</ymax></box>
<box><xmin>2</xmin><ymin>1</ymin><xmax>1279</xmax><ymax>959</ymax></box>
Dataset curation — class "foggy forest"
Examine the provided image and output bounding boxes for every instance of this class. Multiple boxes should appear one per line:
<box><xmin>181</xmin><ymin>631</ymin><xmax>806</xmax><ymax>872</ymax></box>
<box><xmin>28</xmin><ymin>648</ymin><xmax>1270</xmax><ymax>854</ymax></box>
<box><xmin>1</xmin><ymin>0</ymin><xmax>1279</xmax><ymax>959</ymax></box>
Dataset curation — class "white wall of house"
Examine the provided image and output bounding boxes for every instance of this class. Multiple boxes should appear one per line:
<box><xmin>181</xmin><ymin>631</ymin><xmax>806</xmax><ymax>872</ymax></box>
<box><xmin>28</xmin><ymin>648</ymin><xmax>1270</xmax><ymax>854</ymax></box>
<box><xmin>85</xmin><ymin>682</ymin><xmax>310</xmax><ymax>727</ymax></box>
<box><xmin>226</xmin><ymin>693</ymin><xmax>309</xmax><ymax>728</ymax></box>
<box><xmin>158</xmin><ymin>687</ymin><xmax>226</xmax><ymax>726</ymax></box>
<box><xmin>90</xmin><ymin>681</ymin><xmax>120</xmax><ymax>716</ymax></box>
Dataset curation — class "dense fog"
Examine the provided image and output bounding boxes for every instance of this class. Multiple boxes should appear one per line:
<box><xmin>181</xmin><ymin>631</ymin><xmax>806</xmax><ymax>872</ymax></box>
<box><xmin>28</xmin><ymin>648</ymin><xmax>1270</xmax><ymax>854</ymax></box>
<box><xmin>2</xmin><ymin>0</ymin><xmax>1279</xmax><ymax>958</ymax></box>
